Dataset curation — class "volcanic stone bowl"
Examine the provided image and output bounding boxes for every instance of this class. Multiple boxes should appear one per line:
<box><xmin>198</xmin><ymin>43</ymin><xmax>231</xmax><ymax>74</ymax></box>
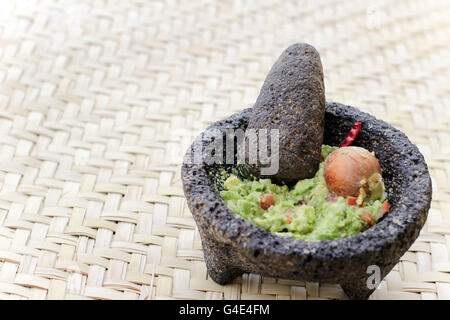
<box><xmin>181</xmin><ymin>102</ymin><xmax>432</xmax><ymax>299</ymax></box>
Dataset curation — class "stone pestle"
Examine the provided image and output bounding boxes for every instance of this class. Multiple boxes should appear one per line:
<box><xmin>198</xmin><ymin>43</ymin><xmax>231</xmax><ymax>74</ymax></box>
<box><xmin>244</xmin><ymin>43</ymin><xmax>326</xmax><ymax>185</ymax></box>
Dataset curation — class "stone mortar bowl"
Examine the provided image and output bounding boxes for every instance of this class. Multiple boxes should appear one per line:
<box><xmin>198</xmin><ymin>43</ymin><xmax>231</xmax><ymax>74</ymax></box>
<box><xmin>181</xmin><ymin>102</ymin><xmax>432</xmax><ymax>299</ymax></box>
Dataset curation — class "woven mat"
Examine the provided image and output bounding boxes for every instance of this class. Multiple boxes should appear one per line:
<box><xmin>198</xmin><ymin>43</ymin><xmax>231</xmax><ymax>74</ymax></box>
<box><xmin>0</xmin><ymin>0</ymin><xmax>449</xmax><ymax>300</ymax></box>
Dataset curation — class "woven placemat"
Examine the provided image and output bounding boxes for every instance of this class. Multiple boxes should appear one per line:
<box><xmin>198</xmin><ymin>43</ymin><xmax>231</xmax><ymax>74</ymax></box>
<box><xmin>0</xmin><ymin>0</ymin><xmax>449</xmax><ymax>300</ymax></box>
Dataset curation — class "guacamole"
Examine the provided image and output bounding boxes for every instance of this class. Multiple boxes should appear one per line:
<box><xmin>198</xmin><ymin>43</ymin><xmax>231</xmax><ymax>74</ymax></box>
<box><xmin>219</xmin><ymin>145</ymin><xmax>388</xmax><ymax>241</ymax></box>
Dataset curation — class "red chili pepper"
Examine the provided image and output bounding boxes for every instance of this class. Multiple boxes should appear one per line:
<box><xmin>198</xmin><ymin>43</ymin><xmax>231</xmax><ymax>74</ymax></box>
<box><xmin>340</xmin><ymin>122</ymin><xmax>362</xmax><ymax>147</ymax></box>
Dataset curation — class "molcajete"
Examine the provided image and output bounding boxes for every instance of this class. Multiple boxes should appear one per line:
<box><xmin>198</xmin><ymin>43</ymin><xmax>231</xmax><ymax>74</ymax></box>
<box><xmin>181</xmin><ymin>102</ymin><xmax>432</xmax><ymax>300</ymax></box>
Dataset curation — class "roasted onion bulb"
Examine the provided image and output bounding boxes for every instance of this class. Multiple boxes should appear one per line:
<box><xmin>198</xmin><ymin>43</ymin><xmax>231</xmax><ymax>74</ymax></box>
<box><xmin>324</xmin><ymin>146</ymin><xmax>382</xmax><ymax>199</ymax></box>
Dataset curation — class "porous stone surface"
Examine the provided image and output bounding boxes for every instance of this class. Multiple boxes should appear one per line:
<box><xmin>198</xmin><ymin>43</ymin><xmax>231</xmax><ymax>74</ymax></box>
<box><xmin>245</xmin><ymin>43</ymin><xmax>325</xmax><ymax>185</ymax></box>
<box><xmin>181</xmin><ymin>102</ymin><xmax>432</xmax><ymax>300</ymax></box>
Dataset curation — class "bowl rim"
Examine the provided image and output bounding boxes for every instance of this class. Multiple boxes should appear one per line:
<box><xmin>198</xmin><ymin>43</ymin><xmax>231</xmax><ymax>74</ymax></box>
<box><xmin>181</xmin><ymin>102</ymin><xmax>432</xmax><ymax>261</ymax></box>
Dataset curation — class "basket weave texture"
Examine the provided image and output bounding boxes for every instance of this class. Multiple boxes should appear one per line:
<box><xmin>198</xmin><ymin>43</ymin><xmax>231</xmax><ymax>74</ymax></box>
<box><xmin>0</xmin><ymin>0</ymin><xmax>449</xmax><ymax>300</ymax></box>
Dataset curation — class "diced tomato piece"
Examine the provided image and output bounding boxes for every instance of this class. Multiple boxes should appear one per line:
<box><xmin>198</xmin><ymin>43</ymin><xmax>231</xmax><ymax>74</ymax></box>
<box><xmin>360</xmin><ymin>211</ymin><xmax>372</xmax><ymax>225</ymax></box>
<box><xmin>259</xmin><ymin>193</ymin><xmax>275</xmax><ymax>210</ymax></box>
<box><xmin>285</xmin><ymin>209</ymin><xmax>294</xmax><ymax>224</ymax></box>
<box><xmin>382</xmin><ymin>200</ymin><xmax>390</xmax><ymax>213</ymax></box>
<box><xmin>347</xmin><ymin>197</ymin><xmax>357</xmax><ymax>206</ymax></box>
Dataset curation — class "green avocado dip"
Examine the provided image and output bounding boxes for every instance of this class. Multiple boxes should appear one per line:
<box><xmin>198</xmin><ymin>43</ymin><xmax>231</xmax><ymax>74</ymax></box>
<box><xmin>219</xmin><ymin>145</ymin><xmax>389</xmax><ymax>241</ymax></box>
